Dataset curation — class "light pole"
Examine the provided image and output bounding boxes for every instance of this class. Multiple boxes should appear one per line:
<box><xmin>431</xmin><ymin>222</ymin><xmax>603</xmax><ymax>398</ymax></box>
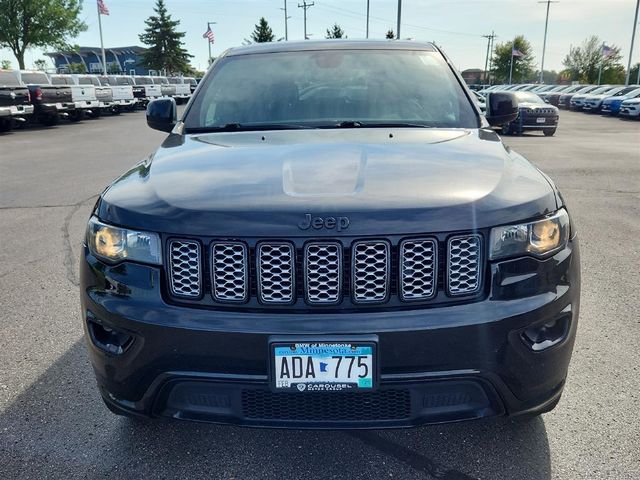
<box><xmin>281</xmin><ymin>1</ymin><xmax>290</xmax><ymax>41</ymax></box>
<box><xmin>396</xmin><ymin>0</ymin><xmax>402</xmax><ymax>39</ymax></box>
<box><xmin>625</xmin><ymin>0</ymin><xmax>639</xmax><ymax>85</ymax></box>
<box><xmin>366</xmin><ymin>0</ymin><xmax>370</xmax><ymax>39</ymax></box>
<box><xmin>538</xmin><ymin>0</ymin><xmax>559</xmax><ymax>83</ymax></box>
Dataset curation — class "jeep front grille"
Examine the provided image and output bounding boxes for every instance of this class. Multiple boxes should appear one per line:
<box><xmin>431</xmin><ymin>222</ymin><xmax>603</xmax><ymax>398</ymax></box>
<box><xmin>352</xmin><ymin>241</ymin><xmax>390</xmax><ymax>303</ymax></box>
<box><xmin>304</xmin><ymin>242</ymin><xmax>342</xmax><ymax>304</ymax></box>
<box><xmin>447</xmin><ymin>235</ymin><xmax>482</xmax><ymax>295</ymax></box>
<box><xmin>400</xmin><ymin>238</ymin><xmax>437</xmax><ymax>301</ymax></box>
<box><xmin>167</xmin><ymin>233</ymin><xmax>484</xmax><ymax>307</ymax></box>
<box><xmin>257</xmin><ymin>242</ymin><xmax>295</xmax><ymax>304</ymax></box>
<box><xmin>168</xmin><ymin>240</ymin><xmax>201</xmax><ymax>297</ymax></box>
<box><xmin>211</xmin><ymin>242</ymin><xmax>248</xmax><ymax>302</ymax></box>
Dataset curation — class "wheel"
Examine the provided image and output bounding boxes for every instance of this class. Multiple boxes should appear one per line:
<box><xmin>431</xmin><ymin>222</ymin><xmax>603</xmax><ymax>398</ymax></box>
<box><xmin>0</xmin><ymin>118</ymin><xmax>12</xmax><ymax>132</ymax></box>
<box><xmin>543</xmin><ymin>128</ymin><xmax>556</xmax><ymax>137</ymax></box>
<box><xmin>69</xmin><ymin>110</ymin><xmax>85</xmax><ymax>122</ymax></box>
<box><xmin>40</xmin><ymin>113</ymin><xmax>60</xmax><ymax>126</ymax></box>
<box><xmin>88</xmin><ymin>108</ymin><xmax>102</xmax><ymax>119</ymax></box>
<box><xmin>111</xmin><ymin>105</ymin><xmax>121</xmax><ymax>115</ymax></box>
<box><xmin>501</xmin><ymin>123</ymin><xmax>512</xmax><ymax>135</ymax></box>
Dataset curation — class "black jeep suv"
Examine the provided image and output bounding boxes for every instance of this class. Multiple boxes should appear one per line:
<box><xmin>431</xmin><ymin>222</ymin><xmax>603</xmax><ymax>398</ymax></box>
<box><xmin>80</xmin><ymin>41</ymin><xmax>580</xmax><ymax>428</ymax></box>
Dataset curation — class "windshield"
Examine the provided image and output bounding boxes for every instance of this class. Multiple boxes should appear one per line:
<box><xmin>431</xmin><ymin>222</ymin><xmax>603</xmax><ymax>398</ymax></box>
<box><xmin>0</xmin><ymin>72</ymin><xmax>21</xmax><ymax>86</ymax></box>
<box><xmin>51</xmin><ymin>76</ymin><xmax>73</xmax><ymax>85</ymax></box>
<box><xmin>185</xmin><ymin>49</ymin><xmax>478</xmax><ymax>130</ymax></box>
<box><xmin>135</xmin><ymin>76</ymin><xmax>153</xmax><ymax>85</ymax></box>
<box><xmin>589</xmin><ymin>86</ymin><xmax>614</xmax><ymax>95</ymax></box>
<box><xmin>612</xmin><ymin>86</ymin><xmax>637</xmax><ymax>96</ymax></box>
<box><xmin>514</xmin><ymin>92</ymin><xmax>545</xmax><ymax>104</ymax></box>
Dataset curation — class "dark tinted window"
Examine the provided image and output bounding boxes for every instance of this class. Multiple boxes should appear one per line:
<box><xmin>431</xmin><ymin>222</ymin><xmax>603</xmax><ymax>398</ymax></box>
<box><xmin>185</xmin><ymin>49</ymin><xmax>478</xmax><ymax>130</ymax></box>
<box><xmin>20</xmin><ymin>73</ymin><xmax>50</xmax><ymax>84</ymax></box>
<box><xmin>78</xmin><ymin>76</ymin><xmax>99</xmax><ymax>86</ymax></box>
<box><xmin>168</xmin><ymin>77</ymin><xmax>181</xmax><ymax>84</ymax></box>
<box><xmin>0</xmin><ymin>72</ymin><xmax>20</xmax><ymax>86</ymax></box>
<box><xmin>115</xmin><ymin>76</ymin><xmax>134</xmax><ymax>86</ymax></box>
<box><xmin>153</xmin><ymin>77</ymin><xmax>169</xmax><ymax>84</ymax></box>
<box><xmin>51</xmin><ymin>76</ymin><xmax>73</xmax><ymax>85</ymax></box>
<box><xmin>135</xmin><ymin>76</ymin><xmax>153</xmax><ymax>85</ymax></box>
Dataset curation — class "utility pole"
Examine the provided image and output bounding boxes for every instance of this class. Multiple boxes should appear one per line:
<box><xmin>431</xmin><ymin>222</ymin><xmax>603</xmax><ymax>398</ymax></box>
<box><xmin>625</xmin><ymin>0</ymin><xmax>639</xmax><ymax>85</ymax></box>
<box><xmin>298</xmin><ymin>1</ymin><xmax>314</xmax><ymax>40</ymax></box>
<box><xmin>482</xmin><ymin>31</ymin><xmax>496</xmax><ymax>84</ymax></box>
<box><xmin>396</xmin><ymin>0</ymin><xmax>402</xmax><ymax>39</ymax></box>
<box><xmin>487</xmin><ymin>33</ymin><xmax>496</xmax><ymax>84</ymax></box>
<box><xmin>538</xmin><ymin>0</ymin><xmax>558</xmax><ymax>83</ymax></box>
<box><xmin>366</xmin><ymin>0</ymin><xmax>370</xmax><ymax>39</ymax></box>
<box><xmin>281</xmin><ymin>1</ymin><xmax>290</xmax><ymax>41</ymax></box>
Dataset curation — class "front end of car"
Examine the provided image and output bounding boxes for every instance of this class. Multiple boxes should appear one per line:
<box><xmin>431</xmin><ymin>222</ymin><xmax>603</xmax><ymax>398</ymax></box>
<box><xmin>79</xmin><ymin>129</ymin><xmax>580</xmax><ymax>429</ymax></box>
<box><xmin>619</xmin><ymin>99</ymin><xmax>640</xmax><ymax>118</ymax></box>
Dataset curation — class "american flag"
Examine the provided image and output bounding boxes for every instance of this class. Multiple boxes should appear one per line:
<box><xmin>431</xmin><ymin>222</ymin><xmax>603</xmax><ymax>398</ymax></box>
<box><xmin>203</xmin><ymin>26</ymin><xmax>215</xmax><ymax>44</ymax></box>
<box><xmin>97</xmin><ymin>0</ymin><xmax>109</xmax><ymax>15</ymax></box>
<box><xmin>511</xmin><ymin>47</ymin><xmax>525</xmax><ymax>58</ymax></box>
<box><xmin>601</xmin><ymin>45</ymin><xmax>614</xmax><ymax>58</ymax></box>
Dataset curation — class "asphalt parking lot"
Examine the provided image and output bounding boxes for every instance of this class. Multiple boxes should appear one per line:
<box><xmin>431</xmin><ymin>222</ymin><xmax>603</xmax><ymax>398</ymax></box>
<box><xmin>1</xmin><ymin>110</ymin><xmax>639</xmax><ymax>479</ymax></box>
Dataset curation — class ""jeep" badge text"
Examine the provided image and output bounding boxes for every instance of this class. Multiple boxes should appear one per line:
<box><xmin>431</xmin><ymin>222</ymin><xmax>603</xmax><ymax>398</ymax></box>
<box><xmin>298</xmin><ymin>214</ymin><xmax>350</xmax><ymax>232</ymax></box>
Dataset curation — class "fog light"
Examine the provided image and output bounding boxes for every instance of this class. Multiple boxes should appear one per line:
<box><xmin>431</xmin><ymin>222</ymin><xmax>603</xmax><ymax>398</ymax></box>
<box><xmin>522</xmin><ymin>313</ymin><xmax>571</xmax><ymax>351</ymax></box>
<box><xmin>87</xmin><ymin>317</ymin><xmax>133</xmax><ymax>355</ymax></box>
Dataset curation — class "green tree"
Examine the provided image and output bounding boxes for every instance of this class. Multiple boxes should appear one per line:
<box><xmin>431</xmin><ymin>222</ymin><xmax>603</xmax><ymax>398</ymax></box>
<box><xmin>491</xmin><ymin>35</ymin><xmax>535</xmax><ymax>84</ymax></box>
<box><xmin>0</xmin><ymin>0</ymin><xmax>86</xmax><ymax>70</ymax></box>
<box><xmin>67</xmin><ymin>62</ymin><xmax>86</xmax><ymax>73</ymax></box>
<box><xmin>1</xmin><ymin>59</ymin><xmax>11</xmax><ymax>69</ymax></box>
<box><xmin>139</xmin><ymin>0</ymin><xmax>193</xmax><ymax>74</ymax></box>
<box><xmin>562</xmin><ymin>36</ymin><xmax>624</xmax><ymax>84</ymax></box>
<box><xmin>106</xmin><ymin>62</ymin><xmax>121</xmax><ymax>74</ymax></box>
<box><xmin>33</xmin><ymin>59</ymin><xmax>48</xmax><ymax>71</ymax></box>
<box><xmin>629</xmin><ymin>63</ymin><xmax>640</xmax><ymax>85</ymax></box>
<box><xmin>249</xmin><ymin>17</ymin><xmax>275</xmax><ymax>43</ymax></box>
<box><xmin>386</xmin><ymin>30</ymin><xmax>395</xmax><ymax>39</ymax></box>
<box><xmin>326</xmin><ymin>24</ymin><xmax>345</xmax><ymax>39</ymax></box>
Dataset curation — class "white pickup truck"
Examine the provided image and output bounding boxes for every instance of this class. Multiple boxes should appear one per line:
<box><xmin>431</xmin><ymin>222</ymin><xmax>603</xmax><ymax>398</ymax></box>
<box><xmin>132</xmin><ymin>76</ymin><xmax>162</xmax><ymax>107</ymax></box>
<box><xmin>168</xmin><ymin>77</ymin><xmax>192</xmax><ymax>104</ymax></box>
<box><xmin>73</xmin><ymin>75</ymin><xmax>114</xmax><ymax>117</ymax></box>
<box><xmin>98</xmin><ymin>75</ymin><xmax>137</xmax><ymax>112</ymax></box>
<box><xmin>49</xmin><ymin>74</ymin><xmax>99</xmax><ymax>121</ymax></box>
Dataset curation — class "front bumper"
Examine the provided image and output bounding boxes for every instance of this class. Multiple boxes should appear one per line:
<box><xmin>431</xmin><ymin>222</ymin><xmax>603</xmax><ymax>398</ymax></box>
<box><xmin>80</xmin><ymin>238</ymin><xmax>580</xmax><ymax>428</ymax></box>
<box><xmin>619</xmin><ymin>105</ymin><xmax>640</xmax><ymax>117</ymax></box>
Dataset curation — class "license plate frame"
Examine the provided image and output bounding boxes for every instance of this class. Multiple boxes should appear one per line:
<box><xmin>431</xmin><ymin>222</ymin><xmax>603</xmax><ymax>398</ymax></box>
<box><xmin>536</xmin><ymin>117</ymin><xmax>546</xmax><ymax>123</ymax></box>
<box><xmin>269</xmin><ymin>336</ymin><xmax>378</xmax><ymax>393</ymax></box>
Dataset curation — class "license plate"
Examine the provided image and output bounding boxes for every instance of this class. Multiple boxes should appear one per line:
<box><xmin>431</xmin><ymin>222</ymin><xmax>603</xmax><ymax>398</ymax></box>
<box><xmin>536</xmin><ymin>117</ymin><xmax>546</xmax><ymax>123</ymax></box>
<box><xmin>271</xmin><ymin>341</ymin><xmax>376</xmax><ymax>392</ymax></box>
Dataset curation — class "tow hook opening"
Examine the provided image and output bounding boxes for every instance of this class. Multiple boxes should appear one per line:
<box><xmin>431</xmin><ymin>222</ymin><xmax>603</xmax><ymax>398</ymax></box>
<box><xmin>522</xmin><ymin>311</ymin><xmax>571</xmax><ymax>352</ymax></box>
<box><xmin>87</xmin><ymin>315</ymin><xmax>133</xmax><ymax>355</ymax></box>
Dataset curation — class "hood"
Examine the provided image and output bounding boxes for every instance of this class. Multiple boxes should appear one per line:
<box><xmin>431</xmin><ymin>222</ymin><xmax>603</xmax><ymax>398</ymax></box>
<box><xmin>518</xmin><ymin>102</ymin><xmax>557</xmax><ymax>111</ymax></box>
<box><xmin>98</xmin><ymin>128</ymin><xmax>558</xmax><ymax>236</ymax></box>
<box><xmin>622</xmin><ymin>98</ymin><xmax>640</xmax><ymax>105</ymax></box>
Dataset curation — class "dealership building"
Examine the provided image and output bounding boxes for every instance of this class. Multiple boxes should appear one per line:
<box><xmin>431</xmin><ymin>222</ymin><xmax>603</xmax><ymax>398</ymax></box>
<box><xmin>45</xmin><ymin>46</ymin><xmax>147</xmax><ymax>75</ymax></box>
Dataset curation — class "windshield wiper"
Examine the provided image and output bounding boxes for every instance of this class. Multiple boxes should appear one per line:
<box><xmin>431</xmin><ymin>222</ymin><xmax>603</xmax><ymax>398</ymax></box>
<box><xmin>186</xmin><ymin>123</ymin><xmax>315</xmax><ymax>133</ymax></box>
<box><xmin>332</xmin><ymin>121</ymin><xmax>434</xmax><ymax>129</ymax></box>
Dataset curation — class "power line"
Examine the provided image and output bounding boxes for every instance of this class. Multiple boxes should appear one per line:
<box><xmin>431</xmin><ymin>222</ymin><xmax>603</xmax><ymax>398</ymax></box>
<box><xmin>298</xmin><ymin>1</ymin><xmax>314</xmax><ymax>40</ymax></box>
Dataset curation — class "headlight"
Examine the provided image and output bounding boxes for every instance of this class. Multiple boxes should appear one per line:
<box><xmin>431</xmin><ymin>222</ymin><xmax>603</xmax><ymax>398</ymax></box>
<box><xmin>489</xmin><ymin>209</ymin><xmax>570</xmax><ymax>260</ymax></box>
<box><xmin>86</xmin><ymin>216</ymin><xmax>162</xmax><ymax>265</ymax></box>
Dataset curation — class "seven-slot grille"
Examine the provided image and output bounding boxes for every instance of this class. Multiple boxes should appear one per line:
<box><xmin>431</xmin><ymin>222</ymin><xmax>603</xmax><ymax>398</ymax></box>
<box><xmin>167</xmin><ymin>235</ymin><xmax>483</xmax><ymax>306</ymax></box>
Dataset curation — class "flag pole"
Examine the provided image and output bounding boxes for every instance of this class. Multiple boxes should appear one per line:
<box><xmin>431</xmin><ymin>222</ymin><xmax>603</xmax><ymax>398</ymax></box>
<box><xmin>509</xmin><ymin>42</ymin><xmax>515</xmax><ymax>84</ymax></box>
<box><xmin>97</xmin><ymin>1</ymin><xmax>107</xmax><ymax>75</ymax></box>
<box><xmin>207</xmin><ymin>22</ymin><xmax>212</xmax><ymax>65</ymax></box>
<box><xmin>597</xmin><ymin>42</ymin><xmax>605</xmax><ymax>85</ymax></box>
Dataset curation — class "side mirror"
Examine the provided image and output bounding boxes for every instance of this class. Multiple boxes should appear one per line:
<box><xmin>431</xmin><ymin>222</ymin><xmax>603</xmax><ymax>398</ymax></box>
<box><xmin>146</xmin><ymin>98</ymin><xmax>177</xmax><ymax>133</ymax></box>
<box><xmin>485</xmin><ymin>92</ymin><xmax>519</xmax><ymax>126</ymax></box>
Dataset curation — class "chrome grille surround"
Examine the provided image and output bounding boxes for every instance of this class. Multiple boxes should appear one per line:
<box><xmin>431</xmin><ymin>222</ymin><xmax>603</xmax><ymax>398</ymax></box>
<box><xmin>211</xmin><ymin>242</ymin><xmax>248</xmax><ymax>302</ymax></box>
<box><xmin>168</xmin><ymin>240</ymin><xmax>201</xmax><ymax>298</ymax></box>
<box><xmin>257</xmin><ymin>242</ymin><xmax>295</xmax><ymax>304</ymax></box>
<box><xmin>304</xmin><ymin>242</ymin><xmax>342</xmax><ymax>305</ymax></box>
<box><xmin>352</xmin><ymin>240</ymin><xmax>390</xmax><ymax>304</ymax></box>
<box><xmin>399</xmin><ymin>238</ymin><xmax>437</xmax><ymax>301</ymax></box>
<box><xmin>447</xmin><ymin>234</ymin><xmax>482</xmax><ymax>296</ymax></box>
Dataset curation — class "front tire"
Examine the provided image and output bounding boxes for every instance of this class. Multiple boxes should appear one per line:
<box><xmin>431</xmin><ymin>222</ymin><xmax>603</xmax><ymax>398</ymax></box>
<box><xmin>544</xmin><ymin>128</ymin><xmax>556</xmax><ymax>137</ymax></box>
<box><xmin>69</xmin><ymin>110</ymin><xmax>85</xmax><ymax>122</ymax></box>
<box><xmin>0</xmin><ymin>118</ymin><xmax>12</xmax><ymax>132</ymax></box>
<box><xmin>40</xmin><ymin>113</ymin><xmax>60</xmax><ymax>126</ymax></box>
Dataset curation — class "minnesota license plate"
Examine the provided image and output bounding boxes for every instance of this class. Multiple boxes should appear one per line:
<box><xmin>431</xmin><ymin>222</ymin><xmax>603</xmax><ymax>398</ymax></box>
<box><xmin>536</xmin><ymin>117</ymin><xmax>546</xmax><ymax>123</ymax></box>
<box><xmin>271</xmin><ymin>341</ymin><xmax>376</xmax><ymax>392</ymax></box>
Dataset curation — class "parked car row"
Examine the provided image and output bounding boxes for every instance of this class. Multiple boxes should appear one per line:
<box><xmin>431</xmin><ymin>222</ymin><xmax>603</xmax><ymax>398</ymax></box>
<box><xmin>0</xmin><ymin>70</ymin><xmax>198</xmax><ymax>132</ymax></box>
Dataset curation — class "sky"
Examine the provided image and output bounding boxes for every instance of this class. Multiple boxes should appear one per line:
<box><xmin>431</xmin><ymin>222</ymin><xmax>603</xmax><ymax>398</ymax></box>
<box><xmin>2</xmin><ymin>0</ymin><xmax>639</xmax><ymax>74</ymax></box>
